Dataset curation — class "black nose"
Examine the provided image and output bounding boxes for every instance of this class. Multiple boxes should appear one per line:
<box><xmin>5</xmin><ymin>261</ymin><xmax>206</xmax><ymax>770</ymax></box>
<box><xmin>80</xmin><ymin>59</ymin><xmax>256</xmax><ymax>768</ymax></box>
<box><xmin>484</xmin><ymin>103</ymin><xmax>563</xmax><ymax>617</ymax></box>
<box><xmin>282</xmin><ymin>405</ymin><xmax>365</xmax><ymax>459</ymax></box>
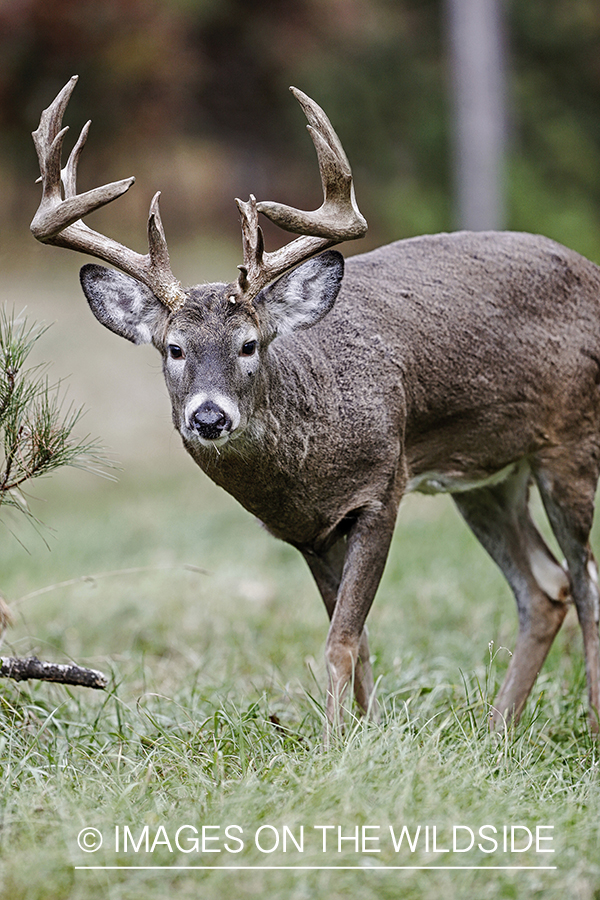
<box><xmin>191</xmin><ymin>401</ymin><xmax>232</xmax><ymax>440</ymax></box>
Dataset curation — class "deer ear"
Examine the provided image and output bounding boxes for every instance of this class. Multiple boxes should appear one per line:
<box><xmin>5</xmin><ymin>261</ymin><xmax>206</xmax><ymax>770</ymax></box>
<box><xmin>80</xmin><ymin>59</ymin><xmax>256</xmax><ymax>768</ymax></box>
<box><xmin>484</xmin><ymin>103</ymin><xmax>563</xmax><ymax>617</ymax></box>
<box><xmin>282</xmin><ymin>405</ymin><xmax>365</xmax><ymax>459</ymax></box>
<box><xmin>255</xmin><ymin>250</ymin><xmax>344</xmax><ymax>336</ymax></box>
<box><xmin>79</xmin><ymin>264</ymin><xmax>167</xmax><ymax>345</ymax></box>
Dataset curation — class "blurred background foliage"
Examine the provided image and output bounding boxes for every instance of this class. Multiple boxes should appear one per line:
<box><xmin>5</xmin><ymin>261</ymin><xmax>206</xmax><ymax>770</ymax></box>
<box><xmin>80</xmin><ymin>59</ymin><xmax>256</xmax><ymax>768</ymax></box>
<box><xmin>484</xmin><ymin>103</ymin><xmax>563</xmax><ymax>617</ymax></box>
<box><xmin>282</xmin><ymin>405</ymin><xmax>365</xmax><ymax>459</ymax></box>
<box><xmin>1</xmin><ymin>0</ymin><xmax>600</xmax><ymax>264</ymax></box>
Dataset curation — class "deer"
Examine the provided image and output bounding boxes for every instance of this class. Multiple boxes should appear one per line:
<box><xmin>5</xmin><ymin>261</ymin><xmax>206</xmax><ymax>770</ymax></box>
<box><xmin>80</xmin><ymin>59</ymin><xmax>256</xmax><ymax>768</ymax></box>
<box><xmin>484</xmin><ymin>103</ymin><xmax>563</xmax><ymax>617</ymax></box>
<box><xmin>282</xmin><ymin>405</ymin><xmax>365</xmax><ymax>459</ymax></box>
<box><xmin>31</xmin><ymin>76</ymin><xmax>600</xmax><ymax>742</ymax></box>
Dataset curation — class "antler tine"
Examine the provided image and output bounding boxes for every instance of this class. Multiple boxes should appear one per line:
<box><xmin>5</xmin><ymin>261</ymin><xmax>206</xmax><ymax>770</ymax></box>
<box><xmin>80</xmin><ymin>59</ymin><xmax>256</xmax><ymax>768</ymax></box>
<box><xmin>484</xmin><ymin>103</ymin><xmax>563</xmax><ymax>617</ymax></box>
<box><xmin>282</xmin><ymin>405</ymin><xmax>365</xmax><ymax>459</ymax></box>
<box><xmin>236</xmin><ymin>194</ymin><xmax>266</xmax><ymax>292</ymax></box>
<box><xmin>236</xmin><ymin>87</ymin><xmax>367</xmax><ymax>300</ymax></box>
<box><xmin>291</xmin><ymin>87</ymin><xmax>351</xmax><ymax>172</ymax></box>
<box><xmin>32</xmin><ymin>75</ymin><xmax>78</xmax><ymax>198</ymax></box>
<box><xmin>31</xmin><ymin>77</ymin><xmax>186</xmax><ymax>312</ymax></box>
<box><xmin>62</xmin><ymin>118</ymin><xmax>90</xmax><ymax>199</ymax></box>
<box><xmin>146</xmin><ymin>192</ymin><xmax>187</xmax><ymax>310</ymax></box>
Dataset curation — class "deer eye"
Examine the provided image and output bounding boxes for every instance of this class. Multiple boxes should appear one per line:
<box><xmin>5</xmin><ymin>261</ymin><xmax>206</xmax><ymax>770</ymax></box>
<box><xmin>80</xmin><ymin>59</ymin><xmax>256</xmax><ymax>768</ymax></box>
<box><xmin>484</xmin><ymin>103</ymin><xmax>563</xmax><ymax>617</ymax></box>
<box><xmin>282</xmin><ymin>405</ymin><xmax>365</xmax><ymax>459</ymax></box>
<box><xmin>168</xmin><ymin>344</ymin><xmax>184</xmax><ymax>359</ymax></box>
<box><xmin>240</xmin><ymin>340</ymin><xmax>257</xmax><ymax>357</ymax></box>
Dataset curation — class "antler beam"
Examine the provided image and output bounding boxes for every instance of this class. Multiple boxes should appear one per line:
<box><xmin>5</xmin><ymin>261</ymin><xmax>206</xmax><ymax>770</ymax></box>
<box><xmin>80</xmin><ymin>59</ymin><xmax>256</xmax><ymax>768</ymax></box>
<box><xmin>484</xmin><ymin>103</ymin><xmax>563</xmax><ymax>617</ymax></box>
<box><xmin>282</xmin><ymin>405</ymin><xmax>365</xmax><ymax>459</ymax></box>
<box><xmin>31</xmin><ymin>76</ymin><xmax>186</xmax><ymax>312</ymax></box>
<box><xmin>235</xmin><ymin>87</ymin><xmax>367</xmax><ymax>300</ymax></box>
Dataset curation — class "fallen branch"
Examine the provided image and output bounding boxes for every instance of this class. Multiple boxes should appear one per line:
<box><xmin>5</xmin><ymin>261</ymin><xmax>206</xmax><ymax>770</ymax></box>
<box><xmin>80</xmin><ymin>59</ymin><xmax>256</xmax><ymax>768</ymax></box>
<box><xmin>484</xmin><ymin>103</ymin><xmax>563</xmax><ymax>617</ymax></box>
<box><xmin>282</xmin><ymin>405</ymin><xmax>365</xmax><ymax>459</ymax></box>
<box><xmin>0</xmin><ymin>656</ymin><xmax>108</xmax><ymax>689</ymax></box>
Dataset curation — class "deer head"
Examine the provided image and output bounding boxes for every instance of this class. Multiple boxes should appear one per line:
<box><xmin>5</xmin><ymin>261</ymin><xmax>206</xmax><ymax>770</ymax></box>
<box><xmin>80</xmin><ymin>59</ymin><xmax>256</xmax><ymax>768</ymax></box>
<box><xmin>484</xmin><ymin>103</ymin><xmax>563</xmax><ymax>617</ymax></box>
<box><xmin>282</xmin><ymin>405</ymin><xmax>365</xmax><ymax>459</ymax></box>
<box><xmin>30</xmin><ymin>76</ymin><xmax>367</xmax><ymax>449</ymax></box>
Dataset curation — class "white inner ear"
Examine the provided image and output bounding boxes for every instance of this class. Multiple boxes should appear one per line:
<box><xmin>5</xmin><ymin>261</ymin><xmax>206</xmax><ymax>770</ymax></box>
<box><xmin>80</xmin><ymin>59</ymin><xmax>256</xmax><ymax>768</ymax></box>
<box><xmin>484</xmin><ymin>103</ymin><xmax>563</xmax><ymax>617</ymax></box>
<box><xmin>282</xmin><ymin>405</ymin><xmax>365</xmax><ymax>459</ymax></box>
<box><xmin>109</xmin><ymin>279</ymin><xmax>155</xmax><ymax>341</ymax></box>
<box><xmin>260</xmin><ymin>254</ymin><xmax>343</xmax><ymax>336</ymax></box>
<box><xmin>270</xmin><ymin>275</ymin><xmax>320</xmax><ymax>335</ymax></box>
<box><xmin>80</xmin><ymin>265</ymin><xmax>166</xmax><ymax>345</ymax></box>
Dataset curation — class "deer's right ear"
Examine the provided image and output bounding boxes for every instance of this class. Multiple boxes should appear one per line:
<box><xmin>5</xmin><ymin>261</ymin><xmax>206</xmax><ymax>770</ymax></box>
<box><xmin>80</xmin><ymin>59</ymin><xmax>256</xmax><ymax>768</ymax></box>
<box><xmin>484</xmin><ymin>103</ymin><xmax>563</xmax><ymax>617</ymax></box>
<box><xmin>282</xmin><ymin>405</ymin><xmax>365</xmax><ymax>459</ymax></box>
<box><xmin>79</xmin><ymin>264</ymin><xmax>167</xmax><ymax>345</ymax></box>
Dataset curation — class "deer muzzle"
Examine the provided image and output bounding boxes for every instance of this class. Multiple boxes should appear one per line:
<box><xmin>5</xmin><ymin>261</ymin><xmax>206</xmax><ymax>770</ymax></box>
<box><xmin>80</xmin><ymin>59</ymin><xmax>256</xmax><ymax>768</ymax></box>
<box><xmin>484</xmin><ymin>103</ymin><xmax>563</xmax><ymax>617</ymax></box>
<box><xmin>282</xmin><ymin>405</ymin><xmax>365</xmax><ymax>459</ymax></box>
<box><xmin>191</xmin><ymin>400</ymin><xmax>233</xmax><ymax>441</ymax></box>
<box><xmin>183</xmin><ymin>391</ymin><xmax>242</xmax><ymax>448</ymax></box>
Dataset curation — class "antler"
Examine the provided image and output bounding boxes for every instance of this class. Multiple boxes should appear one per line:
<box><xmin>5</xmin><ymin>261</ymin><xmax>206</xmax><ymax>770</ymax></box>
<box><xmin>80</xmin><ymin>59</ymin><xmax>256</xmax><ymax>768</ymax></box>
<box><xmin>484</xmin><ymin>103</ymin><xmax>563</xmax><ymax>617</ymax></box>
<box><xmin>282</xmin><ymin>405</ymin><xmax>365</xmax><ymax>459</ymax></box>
<box><xmin>235</xmin><ymin>87</ymin><xmax>367</xmax><ymax>300</ymax></box>
<box><xmin>30</xmin><ymin>76</ymin><xmax>186</xmax><ymax>311</ymax></box>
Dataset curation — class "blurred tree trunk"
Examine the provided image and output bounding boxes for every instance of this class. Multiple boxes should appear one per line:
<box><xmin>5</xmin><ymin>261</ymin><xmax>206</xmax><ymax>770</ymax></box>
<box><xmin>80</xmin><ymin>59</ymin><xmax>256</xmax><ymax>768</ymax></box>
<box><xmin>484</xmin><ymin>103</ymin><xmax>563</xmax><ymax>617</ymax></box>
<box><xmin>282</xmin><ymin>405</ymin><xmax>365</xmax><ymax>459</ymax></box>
<box><xmin>446</xmin><ymin>0</ymin><xmax>508</xmax><ymax>231</ymax></box>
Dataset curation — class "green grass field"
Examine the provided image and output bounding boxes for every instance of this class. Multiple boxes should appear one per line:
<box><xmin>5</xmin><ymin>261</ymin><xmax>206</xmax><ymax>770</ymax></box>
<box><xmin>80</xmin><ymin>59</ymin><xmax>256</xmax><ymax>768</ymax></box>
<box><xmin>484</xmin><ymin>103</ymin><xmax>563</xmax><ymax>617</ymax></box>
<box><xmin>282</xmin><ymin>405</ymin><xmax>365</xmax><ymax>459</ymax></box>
<box><xmin>1</xmin><ymin>255</ymin><xmax>599</xmax><ymax>899</ymax></box>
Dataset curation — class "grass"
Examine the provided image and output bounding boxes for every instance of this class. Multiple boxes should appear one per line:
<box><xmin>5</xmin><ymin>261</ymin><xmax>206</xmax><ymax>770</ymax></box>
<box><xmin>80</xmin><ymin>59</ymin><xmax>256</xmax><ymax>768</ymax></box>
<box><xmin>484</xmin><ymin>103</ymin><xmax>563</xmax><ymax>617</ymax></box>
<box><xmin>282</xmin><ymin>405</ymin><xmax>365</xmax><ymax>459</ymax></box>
<box><xmin>0</xmin><ymin>463</ymin><xmax>599</xmax><ymax>900</ymax></box>
<box><xmin>0</xmin><ymin>255</ymin><xmax>598</xmax><ymax>898</ymax></box>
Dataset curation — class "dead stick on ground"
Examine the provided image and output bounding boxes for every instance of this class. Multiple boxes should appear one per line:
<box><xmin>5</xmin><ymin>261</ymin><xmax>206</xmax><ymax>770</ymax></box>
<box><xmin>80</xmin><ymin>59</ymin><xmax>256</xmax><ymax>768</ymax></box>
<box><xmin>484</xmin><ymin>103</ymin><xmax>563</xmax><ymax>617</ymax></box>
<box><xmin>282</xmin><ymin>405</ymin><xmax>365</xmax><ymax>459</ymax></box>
<box><xmin>0</xmin><ymin>656</ymin><xmax>108</xmax><ymax>689</ymax></box>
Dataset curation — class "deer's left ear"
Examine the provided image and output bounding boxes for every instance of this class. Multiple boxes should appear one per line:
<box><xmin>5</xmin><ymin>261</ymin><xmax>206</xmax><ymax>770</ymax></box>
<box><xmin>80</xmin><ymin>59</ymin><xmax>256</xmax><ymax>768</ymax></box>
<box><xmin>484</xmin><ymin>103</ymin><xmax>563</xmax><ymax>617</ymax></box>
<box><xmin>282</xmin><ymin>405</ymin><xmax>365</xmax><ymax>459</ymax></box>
<box><xmin>255</xmin><ymin>250</ymin><xmax>344</xmax><ymax>337</ymax></box>
<box><xmin>80</xmin><ymin>264</ymin><xmax>168</xmax><ymax>345</ymax></box>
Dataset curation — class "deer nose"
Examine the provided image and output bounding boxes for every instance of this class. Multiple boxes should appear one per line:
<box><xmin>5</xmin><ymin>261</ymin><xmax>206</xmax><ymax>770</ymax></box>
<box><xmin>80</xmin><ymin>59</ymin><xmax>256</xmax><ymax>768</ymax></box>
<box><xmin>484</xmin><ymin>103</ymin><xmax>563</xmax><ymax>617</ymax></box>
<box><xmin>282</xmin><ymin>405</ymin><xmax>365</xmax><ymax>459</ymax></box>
<box><xmin>191</xmin><ymin>400</ymin><xmax>232</xmax><ymax>440</ymax></box>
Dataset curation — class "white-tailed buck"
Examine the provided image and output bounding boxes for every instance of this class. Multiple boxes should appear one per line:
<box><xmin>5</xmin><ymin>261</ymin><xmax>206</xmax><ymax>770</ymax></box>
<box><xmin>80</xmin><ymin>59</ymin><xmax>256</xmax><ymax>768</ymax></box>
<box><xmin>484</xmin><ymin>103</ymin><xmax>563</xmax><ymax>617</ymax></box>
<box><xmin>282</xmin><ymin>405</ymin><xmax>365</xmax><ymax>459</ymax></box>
<box><xmin>32</xmin><ymin>77</ymin><xmax>600</xmax><ymax>739</ymax></box>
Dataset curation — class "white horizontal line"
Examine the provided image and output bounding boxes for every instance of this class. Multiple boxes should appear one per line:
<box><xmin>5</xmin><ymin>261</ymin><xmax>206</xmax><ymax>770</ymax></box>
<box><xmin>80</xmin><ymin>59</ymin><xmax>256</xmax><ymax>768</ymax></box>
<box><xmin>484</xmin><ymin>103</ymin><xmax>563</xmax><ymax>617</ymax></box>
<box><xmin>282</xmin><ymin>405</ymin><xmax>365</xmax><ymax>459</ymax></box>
<box><xmin>75</xmin><ymin>865</ymin><xmax>558</xmax><ymax>871</ymax></box>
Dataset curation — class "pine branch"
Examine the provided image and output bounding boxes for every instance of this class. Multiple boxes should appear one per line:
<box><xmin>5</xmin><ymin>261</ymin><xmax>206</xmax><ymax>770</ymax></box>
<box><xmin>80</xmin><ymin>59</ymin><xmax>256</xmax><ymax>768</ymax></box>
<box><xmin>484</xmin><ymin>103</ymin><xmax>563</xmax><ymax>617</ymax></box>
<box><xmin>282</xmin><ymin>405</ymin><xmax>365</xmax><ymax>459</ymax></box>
<box><xmin>0</xmin><ymin>309</ymin><xmax>111</xmax><ymax>521</ymax></box>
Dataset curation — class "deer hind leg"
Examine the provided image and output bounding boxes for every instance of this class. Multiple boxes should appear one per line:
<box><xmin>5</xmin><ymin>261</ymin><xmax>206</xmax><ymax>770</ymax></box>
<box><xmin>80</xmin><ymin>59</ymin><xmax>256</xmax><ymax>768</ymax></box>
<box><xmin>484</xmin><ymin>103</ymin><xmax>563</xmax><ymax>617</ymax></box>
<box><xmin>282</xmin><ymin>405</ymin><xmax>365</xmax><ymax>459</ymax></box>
<box><xmin>303</xmin><ymin>540</ymin><xmax>378</xmax><ymax>720</ymax></box>
<box><xmin>452</xmin><ymin>461</ymin><xmax>571</xmax><ymax>731</ymax></box>
<box><xmin>534</xmin><ymin>462</ymin><xmax>600</xmax><ymax>734</ymax></box>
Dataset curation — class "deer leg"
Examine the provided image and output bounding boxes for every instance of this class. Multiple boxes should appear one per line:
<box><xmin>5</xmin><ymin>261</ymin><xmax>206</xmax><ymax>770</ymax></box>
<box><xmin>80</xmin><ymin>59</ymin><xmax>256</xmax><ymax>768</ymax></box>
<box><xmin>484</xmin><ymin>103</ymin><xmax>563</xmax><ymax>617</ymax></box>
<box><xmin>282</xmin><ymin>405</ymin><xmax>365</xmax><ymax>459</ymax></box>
<box><xmin>453</xmin><ymin>463</ymin><xmax>571</xmax><ymax>731</ymax></box>
<box><xmin>303</xmin><ymin>541</ymin><xmax>378</xmax><ymax>719</ymax></box>
<box><xmin>317</xmin><ymin>504</ymin><xmax>398</xmax><ymax>745</ymax></box>
<box><xmin>534</xmin><ymin>466</ymin><xmax>600</xmax><ymax>734</ymax></box>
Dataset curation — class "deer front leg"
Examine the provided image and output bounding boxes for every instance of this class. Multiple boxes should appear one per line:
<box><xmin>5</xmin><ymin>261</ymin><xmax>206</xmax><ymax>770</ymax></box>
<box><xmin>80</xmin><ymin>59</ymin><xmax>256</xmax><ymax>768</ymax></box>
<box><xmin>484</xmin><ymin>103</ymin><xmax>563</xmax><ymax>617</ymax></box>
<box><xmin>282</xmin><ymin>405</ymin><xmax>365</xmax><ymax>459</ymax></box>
<box><xmin>321</xmin><ymin>502</ymin><xmax>398</xmax><ymax>745</ymax></box>
<box><xmin>303</xmin><ymin>542</ymin><xmax>378</xmax><ymax>719</ymax></box>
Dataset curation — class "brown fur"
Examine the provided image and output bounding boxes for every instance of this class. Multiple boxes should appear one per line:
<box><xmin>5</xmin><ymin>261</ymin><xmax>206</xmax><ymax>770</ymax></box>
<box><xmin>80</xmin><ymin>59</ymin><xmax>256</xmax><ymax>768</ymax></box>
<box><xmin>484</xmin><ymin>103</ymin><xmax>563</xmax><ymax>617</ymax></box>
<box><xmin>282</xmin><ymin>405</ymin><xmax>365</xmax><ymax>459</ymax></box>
<box><xmin>82</xmin><ymin>229</ymin><xmax>600</xmax><ymax>742</ymax></box>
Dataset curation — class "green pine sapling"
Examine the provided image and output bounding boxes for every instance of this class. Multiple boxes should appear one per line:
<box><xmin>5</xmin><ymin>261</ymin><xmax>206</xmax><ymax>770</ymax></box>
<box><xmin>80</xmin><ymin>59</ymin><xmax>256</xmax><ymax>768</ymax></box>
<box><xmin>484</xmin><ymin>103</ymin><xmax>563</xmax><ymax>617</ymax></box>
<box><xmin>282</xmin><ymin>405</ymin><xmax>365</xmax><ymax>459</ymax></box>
<box><xmin>0</xmin><ymin>307</ymin><xmax>104</xmax><ymax>522</ymax></box>
<box><xmin>0</xmin><ymin>307</ymin><xmax>108</xmax><ymax>689</ymax></box>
